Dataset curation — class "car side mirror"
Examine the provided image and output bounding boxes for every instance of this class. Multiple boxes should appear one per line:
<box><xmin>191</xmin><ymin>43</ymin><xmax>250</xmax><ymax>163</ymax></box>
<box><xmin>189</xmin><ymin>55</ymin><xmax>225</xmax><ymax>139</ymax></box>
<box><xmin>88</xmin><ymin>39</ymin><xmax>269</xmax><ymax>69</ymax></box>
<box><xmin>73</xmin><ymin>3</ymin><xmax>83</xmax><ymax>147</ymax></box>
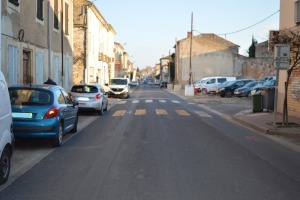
<box><xmin>72</xmin><ymin>100</ymin><xmax>79</xmax><ymax>107</ymax></box>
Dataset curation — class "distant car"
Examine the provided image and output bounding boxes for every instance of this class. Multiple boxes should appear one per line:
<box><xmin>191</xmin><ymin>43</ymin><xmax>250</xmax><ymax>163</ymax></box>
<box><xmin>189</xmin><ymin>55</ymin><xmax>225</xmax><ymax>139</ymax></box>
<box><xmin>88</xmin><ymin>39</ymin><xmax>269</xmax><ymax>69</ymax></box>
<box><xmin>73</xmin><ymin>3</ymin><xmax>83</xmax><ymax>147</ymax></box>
<box><xmin>160</xmin><ymin>81</ymin><xmax>168</xmax><ymax>88</ymax></box>
<box><xmin>251</xmin><ymin>80</ymin><xmax>276</xmax><ymax>95</ymax></box>
<box><xmin>193</xmin><ymin>78</ymin><xmax>208</xmax><ymax>91</ymax></box>
<box><xmin>0</xmin><ymin>71</ymin><xmax>14</xmax><ymax>185</ymax></box>
<box><xmin>234</xmin><ymin>81</ymin><xmax>264</xmax><ymax>97</ymax></box>
<box><xmin>70</xmin><ymin>84</ymin><xmax>108</xmax><ymax>115</ymax></box>
<box><xmin>216</xmin><ymin>79</ymin><xmax>255</xmax><ymax>97</ymax></box>
<box><xmin>129</xmin><ymin>81</ymin><xmax>139</xmax><ymax>87</ymax></box>
<box><xmin>9</xmin><ymin>84</ymin><xmax>79</xmax><ymax>147</ymax></box>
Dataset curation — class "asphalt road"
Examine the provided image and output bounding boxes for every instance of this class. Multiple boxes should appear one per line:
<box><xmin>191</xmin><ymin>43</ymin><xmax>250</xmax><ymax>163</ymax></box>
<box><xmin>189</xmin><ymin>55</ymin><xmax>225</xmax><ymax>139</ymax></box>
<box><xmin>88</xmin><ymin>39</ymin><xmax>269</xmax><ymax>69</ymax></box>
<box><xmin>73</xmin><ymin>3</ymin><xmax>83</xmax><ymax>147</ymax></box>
<box><xmin>1</xmin><ymin>84</ymin><xmax>300</xmax><ymax>200</ymax></box>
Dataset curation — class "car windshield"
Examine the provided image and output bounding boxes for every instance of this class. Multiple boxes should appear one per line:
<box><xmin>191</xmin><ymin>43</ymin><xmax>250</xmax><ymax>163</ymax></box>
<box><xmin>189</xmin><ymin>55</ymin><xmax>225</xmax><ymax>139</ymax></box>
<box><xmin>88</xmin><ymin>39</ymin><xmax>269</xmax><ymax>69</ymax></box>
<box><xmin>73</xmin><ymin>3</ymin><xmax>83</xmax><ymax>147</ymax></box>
<box><xmin>71</xmin><ymin>85</ymin><xmax>98</xmax><ymax>93</ymax></box>
<box><xmin>219</xmin><ymin>81</ymin><xmax>235</xmax><ymax>87</ymax></box>
<box><xmin>9</xmin><ymin>88</ymin><xmax>52</xmax><ymax>106</ymax></box>
<box><xmin>110</xmin><ymin>79</ymin><xmax>128</xmax><ymax>85</ymax></box>
<box><xmin>263</xmin><ymin>80</ymin><xmax>276</xmax><ymax>87</ymax></box>
<box><xmin>243</xmin><ymin>81</ymin><xmax>257</xmax><ymax>88</ymax></box>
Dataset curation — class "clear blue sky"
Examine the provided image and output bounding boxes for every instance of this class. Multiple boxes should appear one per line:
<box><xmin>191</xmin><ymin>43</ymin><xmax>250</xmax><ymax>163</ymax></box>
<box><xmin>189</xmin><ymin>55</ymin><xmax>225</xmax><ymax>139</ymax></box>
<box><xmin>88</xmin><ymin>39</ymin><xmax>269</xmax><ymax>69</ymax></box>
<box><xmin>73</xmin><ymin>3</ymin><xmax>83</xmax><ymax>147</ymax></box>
<box><xmin>94</xmin><ymin>0</ymin><xmax>280</xmax><ymax>69</ymax></box>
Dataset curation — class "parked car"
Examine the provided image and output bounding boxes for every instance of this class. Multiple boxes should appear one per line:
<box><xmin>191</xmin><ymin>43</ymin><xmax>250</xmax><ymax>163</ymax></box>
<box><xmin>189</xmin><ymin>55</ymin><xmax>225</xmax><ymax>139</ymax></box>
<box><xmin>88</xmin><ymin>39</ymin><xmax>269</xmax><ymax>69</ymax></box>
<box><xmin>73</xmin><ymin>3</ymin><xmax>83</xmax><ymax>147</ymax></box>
<box><xmin>234</xmin><ymin>81</ymin><xmax>264</xmax><ymax>97</ymax></box>
<box><xmin>9</xmin><ymin>84</ymin><xmax>78</xmax><ymax>147</ymax></box>
<box><xmin>70</xmin><ymin>84</ymin><xmax>108</xmax><ymax>115</ymax></box>
<box><xmin>0</xmin><ymin>71</ymin><xmax>14</xmax><ymax>185</ymax></box>
<box><xmin>193</xmin><ymin>78</ymin><xmax>208</xmax><ymax>91</ymax></box>
<box><xmin>129</xmin><ymin>81</ymin><xmax>139</xmax><ymax>87</ymax></box>
<box><xmin>216</xmin><ymin>79</ymin><xmax>255</xmax><ymax>97</ymax></box>
<box><xmin>201</xmin><ymin>76</ymin><xmax>236</xmax><ymax>93</ymax></box>
<box><xmin>251</xmin><ymin>79</ymin><xmax>277</xmax><ymax>95</ymax></box>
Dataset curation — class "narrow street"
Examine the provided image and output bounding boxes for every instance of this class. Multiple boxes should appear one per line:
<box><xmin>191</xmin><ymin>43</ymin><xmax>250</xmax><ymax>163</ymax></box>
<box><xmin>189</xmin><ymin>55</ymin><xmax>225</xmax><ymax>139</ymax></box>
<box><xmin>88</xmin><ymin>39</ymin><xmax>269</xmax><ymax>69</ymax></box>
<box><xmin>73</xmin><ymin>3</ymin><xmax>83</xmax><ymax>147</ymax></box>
<box><xmin>1</xmin><ymin>85</ymin><xmax>300</xmax><ymax>200</ymax></box>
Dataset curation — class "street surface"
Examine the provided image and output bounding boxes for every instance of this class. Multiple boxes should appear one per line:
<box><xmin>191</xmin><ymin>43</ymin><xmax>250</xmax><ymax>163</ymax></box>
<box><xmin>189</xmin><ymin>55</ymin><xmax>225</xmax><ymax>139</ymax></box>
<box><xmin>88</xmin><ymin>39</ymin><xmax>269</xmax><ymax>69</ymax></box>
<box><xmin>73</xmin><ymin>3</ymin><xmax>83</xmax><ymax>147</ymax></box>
<box><xmin>1</xmin><ymin>84</ymin><xmax>300</xmax><ymax>200</ymax></box>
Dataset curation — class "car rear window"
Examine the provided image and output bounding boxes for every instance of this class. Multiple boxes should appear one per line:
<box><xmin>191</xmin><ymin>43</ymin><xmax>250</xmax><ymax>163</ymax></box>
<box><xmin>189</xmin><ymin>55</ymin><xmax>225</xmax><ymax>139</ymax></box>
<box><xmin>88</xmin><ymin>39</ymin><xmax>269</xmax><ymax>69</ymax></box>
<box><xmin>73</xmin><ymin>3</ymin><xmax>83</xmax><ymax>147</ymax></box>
<box><xmin>9</xmin><ymin>88</ymin><xmax>52</xmax><ymax>106</ymax></box>
<box><xmin>71</xmin><ymin>85</ymin><xmax>98</xmax><ymax>93</ymax></box>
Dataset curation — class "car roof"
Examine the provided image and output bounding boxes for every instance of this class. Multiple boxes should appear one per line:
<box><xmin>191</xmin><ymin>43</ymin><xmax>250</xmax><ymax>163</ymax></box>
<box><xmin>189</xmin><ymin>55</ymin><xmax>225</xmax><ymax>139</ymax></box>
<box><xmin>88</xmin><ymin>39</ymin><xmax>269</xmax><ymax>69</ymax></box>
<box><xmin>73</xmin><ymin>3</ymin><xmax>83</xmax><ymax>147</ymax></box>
<box><xmin>9</xmin><ymin>84</ymin><xmax>61</xmax><ymax>90</ymax></box>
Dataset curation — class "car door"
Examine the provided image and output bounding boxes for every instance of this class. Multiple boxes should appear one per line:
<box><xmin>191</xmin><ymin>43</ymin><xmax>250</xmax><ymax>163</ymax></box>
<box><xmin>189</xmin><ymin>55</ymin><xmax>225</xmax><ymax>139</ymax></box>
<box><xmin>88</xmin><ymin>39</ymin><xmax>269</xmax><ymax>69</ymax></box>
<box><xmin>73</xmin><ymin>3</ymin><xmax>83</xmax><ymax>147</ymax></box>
<box><xmin>61</xmin><ymin>89</ymin><xmax>77</xmax><ymax>132</ymax></box>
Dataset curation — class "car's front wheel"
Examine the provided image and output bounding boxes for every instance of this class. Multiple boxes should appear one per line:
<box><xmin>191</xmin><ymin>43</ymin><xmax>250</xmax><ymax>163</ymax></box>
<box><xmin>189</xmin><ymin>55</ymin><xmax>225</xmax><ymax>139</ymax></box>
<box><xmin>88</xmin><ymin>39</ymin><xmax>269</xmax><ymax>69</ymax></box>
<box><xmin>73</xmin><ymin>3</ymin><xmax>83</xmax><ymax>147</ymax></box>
<box><xmin>70</xmin><ymin>114</ymin><xmax>78</xmax><ymax>133</ymax></box>
<box><xmin>51</xmin><ymin>122</ymin><xmax>63</xmax><ymax>147</ymax></box>
<box><xmin>225</xmin><ymin>90</ymin><xmax>233</xmax><ymax>97</ymax></box>
<box><xmin>0</xmin><ymin>147</ymin><xmax>11</xmax><ymax>185</ymax></box>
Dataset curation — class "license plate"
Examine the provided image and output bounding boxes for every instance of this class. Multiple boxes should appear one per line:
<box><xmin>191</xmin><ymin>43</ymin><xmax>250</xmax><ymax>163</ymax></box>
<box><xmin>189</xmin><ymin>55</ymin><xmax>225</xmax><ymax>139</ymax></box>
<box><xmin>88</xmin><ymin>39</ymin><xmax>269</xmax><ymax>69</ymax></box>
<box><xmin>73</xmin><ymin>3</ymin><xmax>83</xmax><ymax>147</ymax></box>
<box><xmin>12</xmin><ymin>112</ymin><xmax>32</xmax><ymax>119</ymax></box>
<box><xmin>77</xmin><ymin>97</ymin><xmax>89</xmax><ymax>101</ymax></box>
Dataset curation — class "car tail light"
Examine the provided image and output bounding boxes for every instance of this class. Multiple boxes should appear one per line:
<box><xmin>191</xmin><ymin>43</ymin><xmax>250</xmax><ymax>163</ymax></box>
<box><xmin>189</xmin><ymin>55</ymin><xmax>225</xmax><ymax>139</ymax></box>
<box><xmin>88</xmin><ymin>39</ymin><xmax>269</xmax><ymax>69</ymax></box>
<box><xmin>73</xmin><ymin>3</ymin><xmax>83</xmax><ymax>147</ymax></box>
<box><xmin>68</xmin><ymin>93</ymin><xmax>72</xmax><ymax>99</ymax></box>
<box><xmin>95</xmin><ymin>94</ymin><xmax>101</xmax><ymax>100</ymax></box>
<box><xmin>44</xmin><ymin>107</ymin><xmax>59</xmax><ymax>119</ymax></box>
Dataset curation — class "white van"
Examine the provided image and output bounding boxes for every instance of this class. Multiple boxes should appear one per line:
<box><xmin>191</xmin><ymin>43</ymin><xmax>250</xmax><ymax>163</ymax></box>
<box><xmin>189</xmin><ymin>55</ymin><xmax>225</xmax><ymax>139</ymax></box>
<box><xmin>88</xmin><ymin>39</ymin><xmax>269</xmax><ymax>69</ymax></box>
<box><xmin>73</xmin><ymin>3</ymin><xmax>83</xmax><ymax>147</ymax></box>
<box><xmin>0</xmin><ymin>71</ymin><xmax>14</xmax><ymax>185</ymax></box>
<box><xmin>108</xmin><ymin>78</ymin><xmax>130</xmax><ymax>98</ymax></box>
<box><xmin>201</xmin><ymin>77</ymin><xmax>236</xmax><ymax>93</ymax></box>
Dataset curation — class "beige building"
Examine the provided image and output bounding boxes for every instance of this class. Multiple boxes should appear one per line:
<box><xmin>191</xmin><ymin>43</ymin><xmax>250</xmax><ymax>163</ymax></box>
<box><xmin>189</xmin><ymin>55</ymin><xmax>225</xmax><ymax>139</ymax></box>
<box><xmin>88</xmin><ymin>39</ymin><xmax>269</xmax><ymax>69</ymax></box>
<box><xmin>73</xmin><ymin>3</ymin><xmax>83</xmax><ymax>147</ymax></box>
<box><xmin>276</xmin><ymin>0</ymin><xmax>300</xmax><ymax>118</ymax></box>
<box><xmin>1</xmin><ymin>0</ymin><xmax>73</xmax><ymax>90</ymax></box>
<box><xmin>174</xmin><ymin>33</ymin><xmax>245</xmax><ymax>87</ymax></box>
<box><xmin>73</xmin><ymin>0</ymin><xmax>116</xmax><ymax>85</ymax></box>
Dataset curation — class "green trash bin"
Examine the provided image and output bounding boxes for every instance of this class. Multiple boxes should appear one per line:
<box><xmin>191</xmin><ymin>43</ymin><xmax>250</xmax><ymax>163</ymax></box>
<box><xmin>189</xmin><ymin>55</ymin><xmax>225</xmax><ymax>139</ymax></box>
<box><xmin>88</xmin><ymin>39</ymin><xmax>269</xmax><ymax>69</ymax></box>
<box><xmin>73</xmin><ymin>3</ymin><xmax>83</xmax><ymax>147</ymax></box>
<box><xmin>252</xmin><ymin>93</ymin><xmax>263</xmax><ymax>112</ymax></box>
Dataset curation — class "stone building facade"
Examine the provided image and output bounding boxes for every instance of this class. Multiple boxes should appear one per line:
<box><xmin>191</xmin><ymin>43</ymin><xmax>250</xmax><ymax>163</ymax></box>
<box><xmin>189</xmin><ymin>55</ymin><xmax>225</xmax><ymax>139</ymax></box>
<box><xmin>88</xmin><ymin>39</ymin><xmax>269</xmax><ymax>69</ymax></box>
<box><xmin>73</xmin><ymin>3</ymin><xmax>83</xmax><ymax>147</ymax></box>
<box><xmin>1</xmin><ymin>0</ymin><xmax>73</xmax><ymax>90</ymax></box>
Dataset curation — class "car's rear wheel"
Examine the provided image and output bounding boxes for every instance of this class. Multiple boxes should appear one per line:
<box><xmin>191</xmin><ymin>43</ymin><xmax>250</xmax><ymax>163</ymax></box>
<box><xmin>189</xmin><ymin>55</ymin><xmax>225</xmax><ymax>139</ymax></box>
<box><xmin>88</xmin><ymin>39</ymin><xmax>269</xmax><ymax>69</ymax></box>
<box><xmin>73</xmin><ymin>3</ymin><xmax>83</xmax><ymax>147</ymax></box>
<box><xmin>70</xmin><ymin>114</ymin><xmax>78</xmax><ymax>133</ymax></box>
<box><xmin>103</xmin><ymin>102</ymin><xmax>108</xmax><ymax>112</ymax></box>
<box><xmin>51</xmin><ymin>123</ymin><xmax>63</xmax><ymax>147</ymax></box>
<box><xmin>0</xmin><ymin>147</ymin><xmax>11</xmax><ymax>185</ymax></box>
<box><xmin>97</xmin><ymin>104</ymin><xmax>104</xmax><ymax>115</ymax></box>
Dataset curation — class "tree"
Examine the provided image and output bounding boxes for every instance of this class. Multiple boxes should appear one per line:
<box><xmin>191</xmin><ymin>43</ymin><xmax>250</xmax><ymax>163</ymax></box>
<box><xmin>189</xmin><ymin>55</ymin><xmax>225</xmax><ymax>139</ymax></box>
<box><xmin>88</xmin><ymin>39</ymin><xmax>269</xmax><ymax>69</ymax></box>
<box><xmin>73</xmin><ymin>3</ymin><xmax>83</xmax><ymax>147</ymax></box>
<box><xmin>271</xmin><ymin>29</ymin><xmax>300</xmax><ymax>124</ymax></box>
<box><xmin>248</xmin><ymin>36</ymin><xmax>257</xmax><ymax>58</ymax></box>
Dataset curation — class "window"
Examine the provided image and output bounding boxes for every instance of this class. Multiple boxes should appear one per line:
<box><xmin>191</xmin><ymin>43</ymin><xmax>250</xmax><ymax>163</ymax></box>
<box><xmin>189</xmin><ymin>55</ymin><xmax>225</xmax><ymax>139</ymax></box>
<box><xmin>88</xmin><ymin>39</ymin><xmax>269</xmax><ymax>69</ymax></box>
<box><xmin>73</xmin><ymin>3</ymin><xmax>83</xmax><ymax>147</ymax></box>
<box><xmin>54</xmin><ymin>0</ymin><xmax>59</xmax><ymax>29</ymax></box>
<box><xmin>8</xmin><ymin>45</ymin><xmax>19</xmax><ymax>86</ymax></box>
<box><xmin>295</xmin><ymin>1</ymin><xmax>300</xmax><ymax>24</ymax></box>
<box><xmin>65</xmin><ymin>2</ymin><xmax>69</xmax><ymax>35</ymax></box>
<box><xmin>37</xmin><ymin>0</ymin><xmax>44</xmax><ymax>21</ymax></box>
<box><xmin>8</xmin><ymin>0</ymin><xmax>19</xmax><ymax>6</ymax></box>
<box><xmin>55</xmin><ymin>90</ymin><xmax>65</xmax><ymax>104</ymax></box>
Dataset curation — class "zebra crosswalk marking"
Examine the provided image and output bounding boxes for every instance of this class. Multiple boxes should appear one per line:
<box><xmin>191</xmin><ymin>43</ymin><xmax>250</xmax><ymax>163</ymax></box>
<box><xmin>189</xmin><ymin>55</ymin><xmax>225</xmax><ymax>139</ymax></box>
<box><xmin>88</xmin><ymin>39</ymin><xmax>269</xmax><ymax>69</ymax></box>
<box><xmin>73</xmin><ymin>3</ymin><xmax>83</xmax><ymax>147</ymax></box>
<box><xmin>155</xmin><ymin>109</ymin><xmax>168</xmax><ymax>115</ymax></box>
<box><xmin>117</xmin><ymin>101</ymin><xmax>126</xmax><ymax>104</ymax></box>
<box><xmin>145</xmin><ymin>100</ymin><xmax>153</xmax><ymax>103</ymax></box>
<box><xmin>176</xmin><ymin>110</ymin><xmax>190</xmax><ymax>116</ymax></box>
<box><xmin>159</xmin><ymin>100</ymin><xmax>166</xmax><ymax>103</ymax></box>
<box><xmin>112</xmin><ymin>110</ymin><xmax>126</xmax><ymax>116</ymax></box>
<box><xmin>171</xmin><ymin>100</ymin><xmax>180</xmax><ymax>104</ymax></box>
<box><xmin>194</xmin><ymin>111</ymin><xmax>212</xmax><ymax>118</ymax></box>
<box><xmin>135</xmin><ymin>109</ymin><xmax>146</xmax><ymax>115</ymax></box>
<box><xmin>132</xmin><ymin>100</ymin><xmax>139</xmax><ymax>104</ymax></box>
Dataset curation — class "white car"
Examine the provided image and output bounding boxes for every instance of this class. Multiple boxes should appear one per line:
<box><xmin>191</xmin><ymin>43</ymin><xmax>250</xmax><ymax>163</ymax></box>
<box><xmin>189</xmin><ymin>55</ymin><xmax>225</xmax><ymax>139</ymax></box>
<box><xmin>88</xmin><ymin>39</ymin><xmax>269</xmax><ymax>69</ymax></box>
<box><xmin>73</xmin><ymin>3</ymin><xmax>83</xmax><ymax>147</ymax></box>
<box><xmin>70</xmin><ymin>84</ymin><xmax>108</xmax><ymax>115</ymax></box>
<box><xmin>0</xmin><ymin>71</ymin><xmax>14</xmax><ymax>185</ymax></box>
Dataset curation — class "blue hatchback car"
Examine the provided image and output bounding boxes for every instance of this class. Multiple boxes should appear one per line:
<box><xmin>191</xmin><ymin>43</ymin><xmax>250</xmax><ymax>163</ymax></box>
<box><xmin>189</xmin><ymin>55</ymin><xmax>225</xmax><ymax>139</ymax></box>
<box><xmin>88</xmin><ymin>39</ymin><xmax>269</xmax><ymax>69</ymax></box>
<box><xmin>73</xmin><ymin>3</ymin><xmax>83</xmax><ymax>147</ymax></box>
<box><xmin>8</xmin><ymin>85</ymin><xmax>79</xmax><ymax>147</ymax></box>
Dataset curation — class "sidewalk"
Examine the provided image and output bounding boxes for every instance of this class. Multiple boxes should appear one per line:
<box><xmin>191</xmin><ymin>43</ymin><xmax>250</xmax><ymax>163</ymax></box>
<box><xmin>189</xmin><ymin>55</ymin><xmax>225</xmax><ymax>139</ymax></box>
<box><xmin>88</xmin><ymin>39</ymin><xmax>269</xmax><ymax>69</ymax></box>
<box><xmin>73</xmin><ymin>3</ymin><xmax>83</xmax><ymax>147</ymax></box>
<box><xmin>171</xmin><ymin>89</ymin><xmax>300</xmax><ymax>151</ymax></box>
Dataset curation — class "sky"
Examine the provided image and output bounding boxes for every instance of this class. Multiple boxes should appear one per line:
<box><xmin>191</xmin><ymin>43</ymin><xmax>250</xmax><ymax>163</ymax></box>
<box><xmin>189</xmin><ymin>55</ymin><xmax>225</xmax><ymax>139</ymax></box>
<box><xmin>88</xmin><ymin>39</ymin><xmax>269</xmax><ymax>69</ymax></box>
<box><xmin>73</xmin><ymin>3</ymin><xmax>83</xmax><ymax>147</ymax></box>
<box><xmin>94</xmin><ymin>0</ymin><xmax>280</xmax><ymax>69</ymax></box>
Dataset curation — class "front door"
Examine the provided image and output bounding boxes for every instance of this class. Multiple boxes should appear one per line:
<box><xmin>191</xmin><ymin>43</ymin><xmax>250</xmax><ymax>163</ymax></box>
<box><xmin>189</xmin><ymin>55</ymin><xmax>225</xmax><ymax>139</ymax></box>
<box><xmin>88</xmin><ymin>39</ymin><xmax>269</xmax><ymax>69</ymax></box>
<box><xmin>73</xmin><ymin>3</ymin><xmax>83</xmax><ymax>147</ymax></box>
<box><xmin>23</xmin><ymin>51</ymin><xmax>31</xmax><ymax>84</ymax></box>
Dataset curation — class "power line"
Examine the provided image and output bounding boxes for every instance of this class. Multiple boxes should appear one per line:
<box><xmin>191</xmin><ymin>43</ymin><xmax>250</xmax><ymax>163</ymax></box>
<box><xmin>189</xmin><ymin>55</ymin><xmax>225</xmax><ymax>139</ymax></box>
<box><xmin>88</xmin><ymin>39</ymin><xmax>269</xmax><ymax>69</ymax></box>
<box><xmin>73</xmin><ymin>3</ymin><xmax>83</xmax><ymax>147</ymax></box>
<box><xmin>215</xmin><ymin>10</ymin><xmax>280</xmax><ymax>37</ymax></box>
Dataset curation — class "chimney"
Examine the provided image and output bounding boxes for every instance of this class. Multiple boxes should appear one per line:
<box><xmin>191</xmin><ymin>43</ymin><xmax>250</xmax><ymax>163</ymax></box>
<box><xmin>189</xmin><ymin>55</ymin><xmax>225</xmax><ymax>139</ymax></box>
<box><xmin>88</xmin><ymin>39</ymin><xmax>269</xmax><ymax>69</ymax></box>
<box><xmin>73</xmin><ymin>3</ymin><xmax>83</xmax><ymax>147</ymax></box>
<box><xmin>187</xmin><ymin>32</ymin><xmax>191</xmax><ymax>38</ymax></box>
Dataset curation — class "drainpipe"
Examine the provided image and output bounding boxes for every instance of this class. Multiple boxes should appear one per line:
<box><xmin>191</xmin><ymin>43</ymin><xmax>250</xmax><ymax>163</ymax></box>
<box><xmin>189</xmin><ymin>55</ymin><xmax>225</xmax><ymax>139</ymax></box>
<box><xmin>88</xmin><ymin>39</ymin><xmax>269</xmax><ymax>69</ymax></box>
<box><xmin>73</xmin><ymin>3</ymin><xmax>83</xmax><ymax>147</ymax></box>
<box><xmin>61</xmin><ymin>0</ymin><xmax>64</xmax><ymax>87</ymax></box>
<box><xmin>83</xmin><ymin>4</ymin><xmax>88</xmax><ymax>83</ymax></box>
<box><xmin>47</xmin><ymin>0</ymin><xmax>52</xmax><ymax>78</ymax></box>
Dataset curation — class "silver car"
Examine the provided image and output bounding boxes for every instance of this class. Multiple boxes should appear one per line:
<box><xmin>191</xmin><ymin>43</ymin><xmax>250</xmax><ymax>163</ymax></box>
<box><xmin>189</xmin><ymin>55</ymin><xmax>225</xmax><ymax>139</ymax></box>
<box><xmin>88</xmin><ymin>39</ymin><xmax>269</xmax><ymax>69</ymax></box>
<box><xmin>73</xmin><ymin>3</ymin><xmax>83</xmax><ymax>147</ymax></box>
<box><xmin>70</xmin><ymin>84</ymin><xmax>108</xmax><ymax>115</ymax></box>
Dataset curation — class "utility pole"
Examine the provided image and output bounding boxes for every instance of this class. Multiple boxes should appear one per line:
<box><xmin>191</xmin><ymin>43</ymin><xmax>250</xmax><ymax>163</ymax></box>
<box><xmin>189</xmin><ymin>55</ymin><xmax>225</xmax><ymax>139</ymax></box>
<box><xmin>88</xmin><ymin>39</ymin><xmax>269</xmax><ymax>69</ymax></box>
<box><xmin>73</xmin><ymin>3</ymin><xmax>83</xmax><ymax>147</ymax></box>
<box><xmin>189</xmin><ymin>12</ymin><xmax>193</xmax><ymax>85</ymax></box>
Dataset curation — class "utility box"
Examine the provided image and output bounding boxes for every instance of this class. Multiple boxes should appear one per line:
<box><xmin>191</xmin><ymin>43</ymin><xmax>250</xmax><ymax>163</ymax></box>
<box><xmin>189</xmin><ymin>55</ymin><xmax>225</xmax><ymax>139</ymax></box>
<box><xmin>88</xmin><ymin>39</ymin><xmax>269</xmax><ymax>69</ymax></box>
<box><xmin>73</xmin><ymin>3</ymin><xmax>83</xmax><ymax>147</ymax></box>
<box><xmin>261</xmin><ymin>88</ymin><xmax>275</xmax><ymax>112</ymax></box>
<box><xmin>274</xmin><ymin>44</ymin><xmax>290</xmax><ymax>70</ymax></box>
<box><xmin>252</xmin><ymin>94</ymin><xmax>263</xmax><ymax>113</ymax></box>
